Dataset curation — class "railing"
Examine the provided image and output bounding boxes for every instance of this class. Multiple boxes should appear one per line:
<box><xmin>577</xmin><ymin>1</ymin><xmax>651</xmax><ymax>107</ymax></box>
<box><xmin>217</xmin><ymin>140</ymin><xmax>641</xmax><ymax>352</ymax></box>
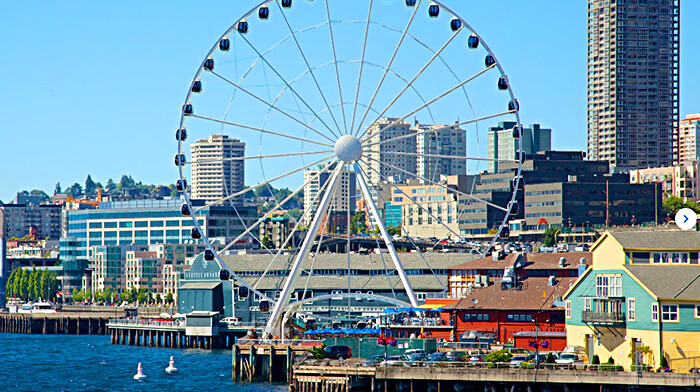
<box><xmin>387</xmin><ymin>318</ymin><xmax>449</xmax><ymax>327</ymax></box>
<box><xmin>108</xmin><ymin>318</ymin><xmax>184</xmax><ymax>328</ymax></box>
<box><xmin>581</xmin><ymin>311</ymin><xmax>625</xmax><ymax>324</ymax></box>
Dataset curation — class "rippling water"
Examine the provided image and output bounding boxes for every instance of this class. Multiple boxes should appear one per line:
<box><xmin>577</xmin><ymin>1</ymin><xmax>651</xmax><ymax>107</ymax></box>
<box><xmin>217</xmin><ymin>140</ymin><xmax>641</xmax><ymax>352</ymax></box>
<box><xmin>0</xmin><ymin>333</ymin><xmax>287</xmax><ymax>392</ymax></box>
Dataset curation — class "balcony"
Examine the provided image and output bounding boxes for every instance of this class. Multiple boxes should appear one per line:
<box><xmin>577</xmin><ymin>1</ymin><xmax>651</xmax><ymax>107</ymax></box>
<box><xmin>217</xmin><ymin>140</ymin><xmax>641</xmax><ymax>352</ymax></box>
<box><xmin>581</xmin><ymin>311</ymin><xmax>625</xmax><ymax>324</ymax></box>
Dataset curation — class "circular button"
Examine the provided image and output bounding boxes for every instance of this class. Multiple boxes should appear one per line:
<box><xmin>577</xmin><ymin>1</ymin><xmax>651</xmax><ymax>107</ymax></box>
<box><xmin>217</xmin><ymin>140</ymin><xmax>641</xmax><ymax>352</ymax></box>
<box><xmin>675</xmin><ymin>208</ymin><xmax>697</xmax><ymax>231</ymax></box>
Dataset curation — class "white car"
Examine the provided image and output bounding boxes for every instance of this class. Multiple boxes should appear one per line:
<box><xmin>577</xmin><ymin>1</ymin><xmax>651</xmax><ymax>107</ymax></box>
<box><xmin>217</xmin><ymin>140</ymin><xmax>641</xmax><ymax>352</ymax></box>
<box><xmin>555</xmin><ymin>353</ymin><xmax>584</xmax><ymax>366</ymax></box>
<box><xmin>220</xmin><ymin>317</ymin><xmax>241</xmax><ymax>326</ymax></box>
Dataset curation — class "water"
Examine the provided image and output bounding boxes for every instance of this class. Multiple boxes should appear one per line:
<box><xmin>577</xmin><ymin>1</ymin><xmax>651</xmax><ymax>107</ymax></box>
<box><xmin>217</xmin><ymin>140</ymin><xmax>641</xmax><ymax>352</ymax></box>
<box><xmin>0</xmin><ymin>334</ymin><xmax>287</xmax><ymax>392</ymax></box>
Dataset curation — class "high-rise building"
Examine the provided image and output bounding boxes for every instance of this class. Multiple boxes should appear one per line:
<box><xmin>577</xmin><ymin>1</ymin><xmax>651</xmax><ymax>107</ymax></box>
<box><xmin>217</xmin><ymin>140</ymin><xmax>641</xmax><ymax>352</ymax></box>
<box><xmin>487</xmin><ymin>122</ymin><xmax>552</xmax><ymax>172</ymax></box>
<box><xmin>361</xmin><ymin>118</ymin><xmax>415</xmax><ymax>184</ymax></box>
<box><xmin>587</xmin><ymin>0</ymin><xmax>680</xmax><ymax>171</ymax></box>
<box><xmin>415</xmin><ymin>123</ymin><xmax>466</xmax><ymax>182</ymax></box>
<box><xmin>190</xmin><ymin>135</ymin><xmax>245</xmax><ymax>205</ymax></box>
<box><xmin>303</xmin><ymin>163</ymin><xmax>356</xmax><ymax>224</ymax></box>
<box><xmin>678</xmin><ymin>113</ymin><xmax>700</xmax><ymax>164</ymax></box>
<box><xmin>0</xmin><ymin>203</ymin><xmax>62</xmax><ymax>240</ymax></box>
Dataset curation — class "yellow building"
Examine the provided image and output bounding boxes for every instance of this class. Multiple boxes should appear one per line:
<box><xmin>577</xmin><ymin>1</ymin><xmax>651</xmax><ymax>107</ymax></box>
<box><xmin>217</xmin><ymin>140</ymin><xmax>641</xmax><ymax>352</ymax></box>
<box><xmin>564</xmin><ymin>230</ymin><xmax>700</xmax><ymax>372</ymax></box>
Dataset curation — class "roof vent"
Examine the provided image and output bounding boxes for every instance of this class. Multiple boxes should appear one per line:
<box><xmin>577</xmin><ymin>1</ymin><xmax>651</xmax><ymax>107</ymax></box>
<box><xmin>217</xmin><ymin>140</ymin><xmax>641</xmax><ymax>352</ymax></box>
<box><xmin>559</xmin><ymin>257</ymin><xmax>566</xmax><ymax>268</ymax></box>
<box><xmin>579</xmin><ymin>257</ymin><xmax>586</xmax><ymax>264</ymax></box>
<box><xmin>548</xmin><ymin>275</ymin><xmax>557</xmax><ymax>286</ymax></box>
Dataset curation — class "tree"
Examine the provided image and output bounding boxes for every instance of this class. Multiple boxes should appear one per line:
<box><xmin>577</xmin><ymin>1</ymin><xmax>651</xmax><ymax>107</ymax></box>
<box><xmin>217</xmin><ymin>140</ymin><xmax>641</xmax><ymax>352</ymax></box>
<box><xmin>54</xmin><ymin>182</ymin><xmax>62</xmax><ymax>195</ymax></box>
<box><xmin>5</xmin><ymin>269</ymin><xmax>17</xmax><ymax>298</ymax></box>
<box><xmin>350</xmin><ymin>211</ymin><xmax>365</xmax><ymax>234</ymax></box>
<box><xmin>165</xmin><ymin>292</ymin><xmax>174</xmax><ymax>305</ymax></box>
<box><xmin>387</xmin><ymin>226</ymin><xmax>401</xmax><ymax>236</ymax></box>
<box><xmin>68</xmin><ymin>183</ymin><xmax>83</xmax><ymax>198</ymax></box>
<box><xmin>39</xmin><ymin>269</ymin><xmax>49</xmax><ymax>300</ymax></box>
<box><xmin>29</xmin><ymin>190</ymin><xmax>50</xmax><ymax>203</ymax></box>
<box><xmin>485</xmin><ymin>349</ymin><xmax>513</xmax><ymax>363</ymax></box>
<box><xmin>155</xmin><ymin>293</ymin><xmax>162</xmax><ymax>304</ymax></box>
<box><xmin>105</xmin><ymin>178</ymin><xmax>117</xmax><ymax>194</ymax></box>
<box><xmin>542</xmin><ymin>226</ymin><xmax>561</xmax><ymax>247</ymax></box>
<box><xmin>12</xmin><ymin>269</ymin><xmax>22</xmax><ymax>300</ymax></box>
<box><xmin>28</xmin><ymin>266</ymin><xmax>38</xmax><ymax>301</ymax></box>
<box><xmin>261</xmin><ymin>235</ymin><xmax>273</xmax><ymax>249</ymax></box>
<box><xmin>137</xmin><ymin>288</ymin><xmax>148</xmax><ymax>304</ymax></box>
<box><xmin>663</xmin><ymin>196</ymin><xmax>700</xmax><ymax>217</ymax></box>
<box><xmin>18</xmin><ymin>269</ymin><xmax>29</xmax><ymax>300</ymax></box>
<box><xmin>85</xmin><ymin>175</ymin><xmax>97</xmax><ymax>196</ymax></box>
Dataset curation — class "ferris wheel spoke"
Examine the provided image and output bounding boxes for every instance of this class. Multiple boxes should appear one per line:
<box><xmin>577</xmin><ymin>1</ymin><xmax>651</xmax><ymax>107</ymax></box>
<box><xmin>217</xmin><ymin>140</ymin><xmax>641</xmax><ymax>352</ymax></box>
<box><xmin>252</xmin><ymin>173</ymin><xmax>336</xmax><ymax>292</ymax></box>
<box><xmin>207</xmin><ymin>71</ymin><xmax>336</xmax><ymax>144</ymax></box>
<box><xmin>362</xmin><ymin>110</ymin><xmax>514</xmax><ymax>149</ymax></box>
<box><xmin>357</xmin><ymin>164</ymin><xmax>447</xmax><ymax>291</ymax></box>
<box><xmin>275</xmin><ymin>1</ymin><xmax>345</xmax><ymax>136</ymax></box>
<box><xmin>368</xmin><ymin>27</ymin><xmax>464</xmax><ymax>131</ymax></box>
<box><xmin>236</xmin><ymin>33</ymin><xmax>341</xmax><ymax>140</ymax></box>
<box><xmin>362</xmin><ymin>155</ymin><xmax>508</xmax><ymax>212</ymax></box>
<box><xmin>265</xmin><ymin>165</ymin><xmax>345</xmax><ymax>334</ymax></box>
<box><xmin>375</xmin><ymin>150</ymin><xmax>518</xmax><ymax>163</ymax></box>
<box><xmin>349</xmin><ymin>0</ymin><xmax>373</xmax><ymax>134</ymax></box>
<box><xmin>358</xmin><ymin>63</ymin><xmax>497</xmax><ymax>142</ymax></box>
<box><xmin>215</xmin><ymin>160</ymin><xmax>336</xmax><ymax>254</ymax></box>
<box><xmin>188</xmin><ymin>114</ymin><xmax>334</xmax><ymax>148</ymax></box>
<box><xmin>187</xmin><ymin>150</ymin><xmax>334</xmax><ymax>166</ymax></box>
<box><xmin>354</xmin><ymin>163</ymin><xmax>419</xmax><ymax>307</ymax></box>
<box><xmin>324</xmin><ymin>0</ymin><xmax>349</xmax><ymax>134</ymax></box>
<box><xmin>194</xmin><ymin>155</ymin><xmax>336</xmax><ymax>212</ymax></box>
<box><xmin>353</xmin><ymin>0</ymin><xmax>423</xmax><ymax>137</ymax></box>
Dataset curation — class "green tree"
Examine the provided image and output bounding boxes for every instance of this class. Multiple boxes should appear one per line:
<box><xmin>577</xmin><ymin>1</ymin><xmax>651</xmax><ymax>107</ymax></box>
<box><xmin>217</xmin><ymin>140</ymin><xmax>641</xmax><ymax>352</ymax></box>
<box><xmin>105</xmin><ymin>288</ymin><xmax>114</xmax><ymax>303</ymax></box>
<box><xmin>137</xmin><ymin>288</ymin><xmax>148</xmax><ymax>304</ymax></box>
<box><xmin>54</xmin><ymin>182</ymin><xmax>62</xmax><ymax>195</ymax></box>
<box><xmin>542</xmin><ymin>226</ymin><xmax>561</xmax><ymax>247</ymax></box>
<box><xmin>165</xmin><ymin>292</ymin><xmax>174</xmax><ymax>305</ymax></box>
<box><xmin>261</xmin><ymin>235</ymin><xmax>273</xmax><ymax>249</ymax></box>
<box><xmin>39</xmin><ymin>269</ymin><xmax>49</xmax><ymax>300</ymax></box>
<box><xmin>349</xmin><ymin>211</ymin><xmax>365</xmax><ymax>234</ymax></box>
<box><xmin>663</xmin><ymin>196</ymin><xmax>700</xmax><ymax>217</ymax></box>
<box><xmin>12</xmin><ymin>269</ymin><xmax>22</xmax><ymax>299</ymax></box>
<box><xmin>105</xmin><ymin>178</ymin><xmax>117</xmax><ymax>194</ymax></box>
<box><xmin>28</xmin><ymin>266</ymin><xmax>39</xmax><ymax>300</ymax></box>
<box><xmin>85</xmin><ymin>175</ymin><xmax>97</xmax><ymax>196</ymax></box>
<box><xmin>29</xmin><ymin>190</ymin><xmax>50</xmax><ymax>203</ymax></box>
<box><xmin>155</xmin><ymin>293</ymin><xmax>162</xmax><ymax>304</ymax></box>
<box><xmin>387</xmin><ymin>226</ymin><xmax>401</xmax><ymax>236</ymax></box>
<box><xmin>484</xmin><ymin>349</ymin><xmax>513</xmax><ymax>363</ymax></box>
<box><xmin>68</xmin><ymin>183</ymin><xmax>83</xmax><ymax>197</ymax></box>
<box><xmin>18</xmin><ymin>269</ymin><xmax>29</xmax><ymax>300</ymax></box>
<box><xmin>5</xmin><ymin>269</ymin><xmax>17</xmax><ymax>298</ymax></box>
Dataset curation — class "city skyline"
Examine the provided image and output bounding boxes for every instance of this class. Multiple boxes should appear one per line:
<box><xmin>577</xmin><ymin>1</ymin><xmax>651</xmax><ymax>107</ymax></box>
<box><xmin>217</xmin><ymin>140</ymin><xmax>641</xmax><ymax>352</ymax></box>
<box><xmin>2</xmin><ymin>1</ymin><xmax>700</xmax><ymax>202</ymax></box>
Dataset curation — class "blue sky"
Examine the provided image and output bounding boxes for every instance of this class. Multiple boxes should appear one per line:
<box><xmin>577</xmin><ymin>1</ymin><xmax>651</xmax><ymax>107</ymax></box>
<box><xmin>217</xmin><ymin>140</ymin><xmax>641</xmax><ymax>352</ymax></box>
<box><xmin>1</xmin><ymin>1</ymin><xmax>698</xmax><ymax>203</ymax></box>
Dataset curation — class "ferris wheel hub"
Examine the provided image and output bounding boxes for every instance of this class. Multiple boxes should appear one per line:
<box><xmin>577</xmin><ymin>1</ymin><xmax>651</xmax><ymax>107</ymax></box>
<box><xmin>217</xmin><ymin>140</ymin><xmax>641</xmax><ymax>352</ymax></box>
<box><xmin>334</xmin><ymin>135</ymin><xmax>363</xmax><ymax>163</ymax></box>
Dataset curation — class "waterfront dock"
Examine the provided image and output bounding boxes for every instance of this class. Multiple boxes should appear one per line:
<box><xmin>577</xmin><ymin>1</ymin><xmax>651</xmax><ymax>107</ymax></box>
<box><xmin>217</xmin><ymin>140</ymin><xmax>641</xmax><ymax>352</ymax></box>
<box><xmin>291</xmin><ymin>364</ymin><xmax>700</xmax><ymax>392</ymax></box>
<box><xmin>0</xmin><ymin>313</ymin><xmax>110</xmax><ymax>335</ymax></box>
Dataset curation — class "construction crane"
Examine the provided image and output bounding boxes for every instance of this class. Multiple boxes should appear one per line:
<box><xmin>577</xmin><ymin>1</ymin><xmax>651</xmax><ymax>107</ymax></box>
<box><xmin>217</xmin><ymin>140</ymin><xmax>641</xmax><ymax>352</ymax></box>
<box><xmin>66</xmin><ymin>187</ymin><xmax>102</xmax><ymax>207</ymax></box>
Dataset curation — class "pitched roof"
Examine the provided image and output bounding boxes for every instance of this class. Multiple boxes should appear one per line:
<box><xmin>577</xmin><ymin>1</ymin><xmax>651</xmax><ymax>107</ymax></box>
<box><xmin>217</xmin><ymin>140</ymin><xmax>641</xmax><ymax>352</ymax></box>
<box><xmin>626</xmin><ymin>265</ymin><xmax>700</xmax><ymax>300</ymax></box>
<box><xmin>448</xmin><ymin>252</ymin><xmax>591</xmax><ymax>271</ymax></box>
<box><xmin>219</xmin><ymin>252</ymin><xmax>477</xmax><ymax>272</ymax></box>
<box><xmin>447</xmin><ymin>277</ymin><xmax>577</xmax><ymax>311</ymax></box>
<box><xmin>180</xmin><ymin>281</ymin><xmax>222</xmax><ymax>290</ymax></box>
<box><xmin>607</xmin><ymin>230</ymin><xmax>700</xmax><ymax>251</ymax></box>
<box><xmin>246</xmin><ymin>275</ymin><xmax>446</xmax><ymax>291</ymax></box>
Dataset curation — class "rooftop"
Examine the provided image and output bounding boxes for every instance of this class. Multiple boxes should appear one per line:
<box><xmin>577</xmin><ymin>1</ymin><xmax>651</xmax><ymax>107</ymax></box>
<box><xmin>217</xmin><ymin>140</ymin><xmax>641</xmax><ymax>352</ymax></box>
<box><xmin>605</xmin><ymin>230</ymin><xmax>700</xmax><ymax>251</ymax></box>
<box><xmin>447</xmin><ymin>277</ymin><xmax>577</xmax><ymax>311</ymax></box>
<box><xmin>448</xmin><ymin>252</ymin><xmax>591</xmax><ymax>271</ymax></box>
<box><xmin>626</xmin><ymin>265</ymin><xmax>700</xmax><ymax>300</ymax></box>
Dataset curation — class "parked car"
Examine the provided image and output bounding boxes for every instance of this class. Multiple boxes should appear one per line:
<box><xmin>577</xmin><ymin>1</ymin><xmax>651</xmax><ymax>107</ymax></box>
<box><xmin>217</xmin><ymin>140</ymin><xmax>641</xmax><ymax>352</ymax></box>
<box><xmin>361</xmin><ymin>354</ymin><xmax>385</xmax><ymax>367</ymax></box>
<box><xmin>528</xmin><ymin>353</ymin><xmax>548</xmax><ymax>366</ymax></box>
<box><xmin>427</xmin><ymin>352</ymin><xmax>448</xmax><ymax>362</ymax></box>
<box><xmin>323</xmin><ymin>345</ymin><xmax>352</xmax><ymax>360</ymax></box>
<box><xmin>468</xmin><ymin>354</ymin><xmax>486</xmax><ymax>364</ymax></box>
<box><xmin>445</xmin><ymin>350</ymin><xmax>468</xmax><ymax>362</ymax></box>
<box><xmin>404</xmin><ymin>353</ymin><xmax>428</xmax><ymax>367</ymax></box>
<box><xmin>555</xmin><ymin>353</ymin><xmax>584</xmax><ymax>367</ymax></box>
<box><xmin>510</xmin><ymin>355</ymin><xmax>530</xmax><ymax>368</ymax></box>
<box><xmin>380</xmin><ymin>355</ymin><xmax>406</xmax><ymax>367</ymax></box>
<box><xmin>404</xmin><ymin>349</ymin><xmax>426</xmax><ymax>356</ymax></box>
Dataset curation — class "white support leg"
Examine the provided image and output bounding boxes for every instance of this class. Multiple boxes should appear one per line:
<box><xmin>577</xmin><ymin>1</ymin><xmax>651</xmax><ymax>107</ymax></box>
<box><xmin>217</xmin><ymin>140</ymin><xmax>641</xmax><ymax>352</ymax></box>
<box><xmin>354</xmin><ymin>163</ymin><xmax>418</xmax><ymax>307</ymax></box>
<box><xmin>264</xmin><ymin>164</ymin><xmax>344</xmax><ymax>335</ymax></box>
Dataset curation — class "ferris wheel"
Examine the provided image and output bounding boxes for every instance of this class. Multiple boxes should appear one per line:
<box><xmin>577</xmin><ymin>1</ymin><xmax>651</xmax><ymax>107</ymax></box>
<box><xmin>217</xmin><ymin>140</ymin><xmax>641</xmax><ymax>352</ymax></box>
<box><xmin>175</xmin><ymin>0</ymin><xmax>523</xmax><ymax>336</ymax></box>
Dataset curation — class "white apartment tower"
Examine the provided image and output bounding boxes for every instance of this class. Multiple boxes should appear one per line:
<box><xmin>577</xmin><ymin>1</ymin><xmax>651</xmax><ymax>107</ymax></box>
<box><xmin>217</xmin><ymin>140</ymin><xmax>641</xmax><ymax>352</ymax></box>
<box><xmin>361</xmin><ymin>118</ymin><xmax>416</xmax><ymax>184</ymax></box>
<box><xmin>415</xmin><ymin>123</ymin><xmax>466</xmax><ymax>182</ymax></box>
<box><xmin>587</xmin><ymin>0</ymin><xmax>679</xmax><ymax>171</ymax></box>
<box><xmin>303</xmin><ymin>163</ymin><xmax>356</xmax><ymax>224</ymax></box>
<box><xmin>190</xmin><ymin>135</ymin><xmax>245</xmax><ymax>204</ymax></box>
<box><xmin>678</xmin><ymin>113</ymin><xmax>700</xmax><ymax>165</ymax></box>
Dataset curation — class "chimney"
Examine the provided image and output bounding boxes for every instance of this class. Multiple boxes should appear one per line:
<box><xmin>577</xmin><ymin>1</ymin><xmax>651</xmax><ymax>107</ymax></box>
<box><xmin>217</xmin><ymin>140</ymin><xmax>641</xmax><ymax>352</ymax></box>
<box><xmin>558</xmin><ymin>257</ymin><xmax>566</xmax><ymax>268</ymax></box>
<box><xmin>580</xmin><ymin>257</ymin><xmax>586</xmax><ymax>264</ymax></box>
<box><xmin>548</xmin><ymin>276</ymin><xmax>557</xmax><ymax>286</ymax></box>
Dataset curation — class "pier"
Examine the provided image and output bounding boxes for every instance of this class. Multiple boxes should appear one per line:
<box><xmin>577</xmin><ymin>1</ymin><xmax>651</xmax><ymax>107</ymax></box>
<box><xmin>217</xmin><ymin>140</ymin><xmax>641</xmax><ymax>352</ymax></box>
<box><xmin>106</xmin><ymin>318</ymin><xmax>240</xmax><ymax>349</ymax></box>
<box><xmin>0</xmin><ymin>313</ymin><xmax>109</xmax><ymax>335</ymax></box>
<box><xmin>291</xmin><ymin>364</ymin><xmax>700</xmax><ymax>392</ymax></box>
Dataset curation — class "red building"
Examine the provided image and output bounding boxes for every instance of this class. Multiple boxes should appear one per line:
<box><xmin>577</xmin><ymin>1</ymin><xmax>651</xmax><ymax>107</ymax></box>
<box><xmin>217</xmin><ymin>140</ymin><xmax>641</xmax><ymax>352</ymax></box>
<box><xmin>442</xmin><ymin>252</ymin><xmax>591</xmax><ymax>351</ymax></box>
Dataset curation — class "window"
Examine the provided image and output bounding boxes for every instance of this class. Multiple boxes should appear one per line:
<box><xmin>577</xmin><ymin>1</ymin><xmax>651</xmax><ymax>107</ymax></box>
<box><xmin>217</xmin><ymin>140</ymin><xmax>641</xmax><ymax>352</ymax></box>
<box><xmin>695</xmin><ymin>305</ymin><xmax>700</xmax><ymax>318</ymax></box>
<box><xmin>462</xmin><ymin>313</ymin><xmax>489</xmax><ymax>322</ymax></box>
<box><xmin>415</xmin><ymin>292</ymin><xmax>427</xmax><ymax>301</ymax></box>
<box><xmin>331</xmin><ymin>290</ymin><xmax>343</xmax><ymax>300</ymax></box>
<box><xmin>584</xmin><ymin>298</ymin><xmax>592</xmax><ymax>312</ymax></box>
<box><xmin>596</xmin><ymin>274</ymin><xmax>622</xmax><ymax>297</ymax></box>
<box><xmin>565</xmin><ymin>301</ymin><xmax>571</xmax><ymax>318</ymax></box>
<box><xmin>651</xmin><ymin>303</ymin><xmax>658</xmax><ymax>322</ymax></box>
<box><xmin>506</xmin><ymin>314</ymin><xmax>531</xmax><ymax>322</ymax></box>
<box><xmin>628</xmin><ymin>298</ymin><xmax>635</xmax><ymax>321</ymax></box>
<box><xmin>661</xmin><ymin>305</ymin><xmax>678</xmax><ymax>322</ymax></box>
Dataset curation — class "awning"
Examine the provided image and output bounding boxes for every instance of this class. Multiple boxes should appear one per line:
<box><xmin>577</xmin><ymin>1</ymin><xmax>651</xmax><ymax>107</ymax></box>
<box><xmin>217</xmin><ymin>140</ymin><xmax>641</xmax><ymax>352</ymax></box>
<box><xmin>417</xmin><ymin>304</ymin><xmax>444</xmax><ymax>310</ymax></box>
<box><xmin>179</xmin><ymin>281</ymin><xmax>222</xmax><ymax>290</ymax></box>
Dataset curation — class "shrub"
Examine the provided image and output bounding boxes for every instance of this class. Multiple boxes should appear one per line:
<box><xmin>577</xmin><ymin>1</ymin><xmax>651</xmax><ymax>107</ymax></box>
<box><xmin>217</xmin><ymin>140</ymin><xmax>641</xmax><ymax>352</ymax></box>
<box><xmin>520</xmin><ymin>361</ymin><xmax>535</xmax><ymax>369</ymax></box>
<box><xmin>599</xmin><ymin>364</ymin><xmax>624</xmax><ymax>372</ymax></box>
<box><xmin>308</xmin><ymin>344</ymin><xmax>326</xmax><ymax>359</ymax></box>
<box><xmin>485</xmin><ymin>349</ymin><xmax>513</xmax><ymax>363</ymax></box>
<box><xmin>606</xmin><ymin>357</ymin><xmax>615</xmax><ymax>364</ymax></box>
<box><xmin>591</xmin><ymin>354</ymin><xmax>600</xmax><ymax>365</ymax></box>
<box><xmin>660</xmin><ymin>356</ymin><xmax>669</xmax><ymax>369</ymax></box>
<box><xmin>546</xmin><ymin>353</ymin><xmax>556</xmax><ymax>364</ymax></box>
